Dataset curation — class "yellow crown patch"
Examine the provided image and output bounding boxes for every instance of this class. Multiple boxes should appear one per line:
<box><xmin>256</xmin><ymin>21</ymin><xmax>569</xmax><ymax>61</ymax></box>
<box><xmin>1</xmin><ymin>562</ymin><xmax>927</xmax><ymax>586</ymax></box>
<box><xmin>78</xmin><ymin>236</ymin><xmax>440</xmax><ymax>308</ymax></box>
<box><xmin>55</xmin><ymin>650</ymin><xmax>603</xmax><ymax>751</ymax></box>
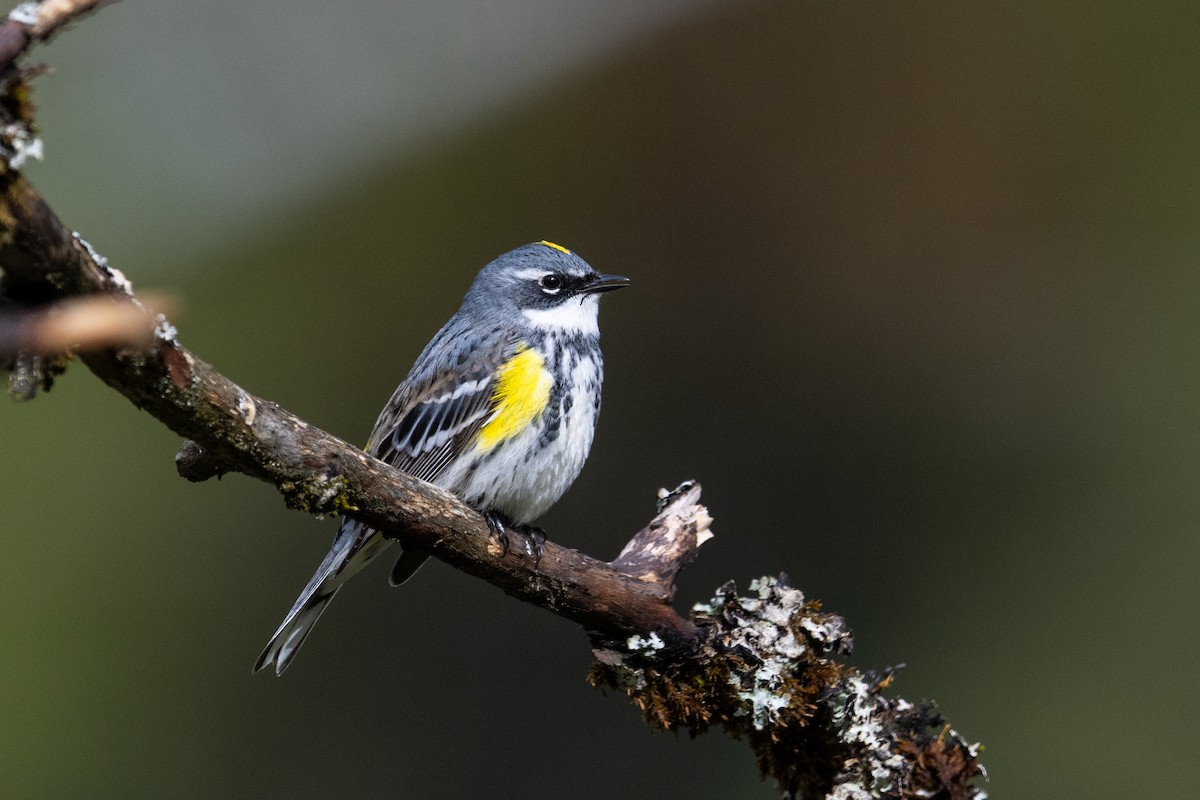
<box><xmin>539</xmin><ymin>240</ymin><xmax>572</xmax><ymax>255</ymax></box>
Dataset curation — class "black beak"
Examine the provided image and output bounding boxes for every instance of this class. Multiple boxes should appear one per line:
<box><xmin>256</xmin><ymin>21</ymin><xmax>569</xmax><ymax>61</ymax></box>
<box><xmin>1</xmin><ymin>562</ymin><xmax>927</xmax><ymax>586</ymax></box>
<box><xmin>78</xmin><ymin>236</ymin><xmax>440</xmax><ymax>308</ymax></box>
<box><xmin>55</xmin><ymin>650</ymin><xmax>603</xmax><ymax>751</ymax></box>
<box><xmin>584</xmin><ymin>273</ymin><xmax>631</xmax><ymax>294</ymax></box>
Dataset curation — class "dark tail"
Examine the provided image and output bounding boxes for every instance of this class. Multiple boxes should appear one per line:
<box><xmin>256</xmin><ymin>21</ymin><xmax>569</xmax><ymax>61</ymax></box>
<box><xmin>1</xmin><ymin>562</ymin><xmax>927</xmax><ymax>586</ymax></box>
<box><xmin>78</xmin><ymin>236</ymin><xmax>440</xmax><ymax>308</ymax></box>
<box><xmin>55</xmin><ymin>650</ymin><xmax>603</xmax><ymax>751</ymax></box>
<box><xmin>253</xmin><ymin>586</ymin><xmax>339</xmax><ymax>675</ymax></box>
<box><xmin>254</xmin><ymin>521</ymin><xmax>400</xmax><ymax>674</ymax></box>
<box><xmin>388</xmin><ymin>550</ymin><xmax>430</xmax><ymax>587</ymax></box>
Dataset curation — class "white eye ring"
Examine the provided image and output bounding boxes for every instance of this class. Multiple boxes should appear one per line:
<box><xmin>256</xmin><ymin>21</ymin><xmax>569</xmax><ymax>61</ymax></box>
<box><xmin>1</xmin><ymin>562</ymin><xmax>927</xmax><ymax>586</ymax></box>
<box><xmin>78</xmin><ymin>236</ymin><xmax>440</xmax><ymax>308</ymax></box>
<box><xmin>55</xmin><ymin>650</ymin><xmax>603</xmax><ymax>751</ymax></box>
<box><xmin>539</xmin><ymin>273</ymin><xmax>563</xmax><ymax>294</ymax></box>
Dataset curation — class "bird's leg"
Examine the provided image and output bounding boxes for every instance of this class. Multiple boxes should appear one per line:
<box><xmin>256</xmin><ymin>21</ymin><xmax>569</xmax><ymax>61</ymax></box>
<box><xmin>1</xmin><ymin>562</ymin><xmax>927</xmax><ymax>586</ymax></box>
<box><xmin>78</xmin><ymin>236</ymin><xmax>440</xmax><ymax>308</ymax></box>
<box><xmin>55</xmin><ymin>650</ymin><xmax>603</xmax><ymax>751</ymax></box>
<box><xmin>484</xmin><ymin>510</ymin><xmax>512</xmax><ymax>554</ymax></box>
<box><xmin>512</xmin><ymin>524</ymin><xmax>547</xmax><ymax>570</ymax></box>
<box><xmin>484</xmin><ymin>511</ymin><xmax>546</xmax><ymax>568</ymax></box>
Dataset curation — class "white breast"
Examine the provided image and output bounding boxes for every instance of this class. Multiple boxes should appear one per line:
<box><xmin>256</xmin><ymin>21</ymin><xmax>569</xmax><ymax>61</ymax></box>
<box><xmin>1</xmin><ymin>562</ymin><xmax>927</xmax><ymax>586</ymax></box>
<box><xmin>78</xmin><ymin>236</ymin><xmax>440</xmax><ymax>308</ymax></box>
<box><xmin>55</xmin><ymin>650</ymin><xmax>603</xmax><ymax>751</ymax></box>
<box><xmin>438</xmin><ymin>345</ymin><xmax>602</xmax><ymax>524</ymax></box>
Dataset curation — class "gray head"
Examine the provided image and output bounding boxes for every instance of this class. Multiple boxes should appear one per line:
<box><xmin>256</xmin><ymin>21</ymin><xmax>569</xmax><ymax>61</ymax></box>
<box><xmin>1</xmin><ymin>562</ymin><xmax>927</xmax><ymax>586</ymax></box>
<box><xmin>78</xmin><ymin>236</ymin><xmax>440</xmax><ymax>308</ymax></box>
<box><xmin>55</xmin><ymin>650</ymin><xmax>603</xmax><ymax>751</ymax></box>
<box><xmin>462</xmin><ymin>241</ymin><xmax>629</xmax><ymax>336</ymax></box>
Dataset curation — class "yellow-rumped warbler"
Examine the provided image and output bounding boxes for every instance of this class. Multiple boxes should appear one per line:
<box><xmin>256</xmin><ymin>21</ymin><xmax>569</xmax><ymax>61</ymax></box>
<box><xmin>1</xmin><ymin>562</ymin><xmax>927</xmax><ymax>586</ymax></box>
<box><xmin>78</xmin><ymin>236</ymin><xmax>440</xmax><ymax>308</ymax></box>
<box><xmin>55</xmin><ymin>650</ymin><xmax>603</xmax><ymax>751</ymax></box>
<box><xmin>254</xmin><ymin>241</ymin><xmax>628</xmax><ymax>675</ymax></box>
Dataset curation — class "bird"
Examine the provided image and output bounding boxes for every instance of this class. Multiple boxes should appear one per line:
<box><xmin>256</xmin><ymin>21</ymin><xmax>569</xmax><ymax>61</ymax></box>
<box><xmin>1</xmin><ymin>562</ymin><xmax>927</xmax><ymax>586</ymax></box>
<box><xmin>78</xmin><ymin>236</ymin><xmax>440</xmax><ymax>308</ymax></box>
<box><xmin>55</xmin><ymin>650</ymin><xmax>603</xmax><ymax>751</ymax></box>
<box><xmin>253</xmin><ymin>241</ymin><xmax>629</xmax><ymax>675</ymax></box>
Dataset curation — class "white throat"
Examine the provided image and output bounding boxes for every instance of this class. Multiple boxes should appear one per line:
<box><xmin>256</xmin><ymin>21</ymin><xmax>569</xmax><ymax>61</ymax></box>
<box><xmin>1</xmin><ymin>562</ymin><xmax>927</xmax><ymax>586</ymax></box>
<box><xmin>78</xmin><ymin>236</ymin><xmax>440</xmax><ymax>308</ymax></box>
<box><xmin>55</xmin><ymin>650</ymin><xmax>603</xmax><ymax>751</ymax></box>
<box><xmin>522</xmin><ymin>294</ymin><xmax>601</xmax><ymax>336</ymax></box>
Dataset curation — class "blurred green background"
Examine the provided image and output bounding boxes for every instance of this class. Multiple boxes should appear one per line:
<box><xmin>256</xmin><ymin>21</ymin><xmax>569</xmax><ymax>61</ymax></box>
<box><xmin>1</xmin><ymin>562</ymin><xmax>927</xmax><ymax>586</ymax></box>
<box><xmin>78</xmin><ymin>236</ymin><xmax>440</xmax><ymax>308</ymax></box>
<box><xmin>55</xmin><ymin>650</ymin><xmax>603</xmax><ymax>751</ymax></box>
<box><xmin>4</xmin><ymin>1</ymin><xmax>1198</xmax><ymax>797</ymax></box>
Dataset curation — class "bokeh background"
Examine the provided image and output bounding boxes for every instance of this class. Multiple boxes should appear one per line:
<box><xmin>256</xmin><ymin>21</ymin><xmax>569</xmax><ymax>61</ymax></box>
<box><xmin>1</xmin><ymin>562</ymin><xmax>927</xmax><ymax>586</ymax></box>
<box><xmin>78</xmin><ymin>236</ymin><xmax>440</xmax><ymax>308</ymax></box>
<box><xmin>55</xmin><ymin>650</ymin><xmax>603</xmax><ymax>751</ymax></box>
<box><xmin>3</xmin><ymin>1</ymin><xmax>1197</xmax><ymax>797</ymax></box>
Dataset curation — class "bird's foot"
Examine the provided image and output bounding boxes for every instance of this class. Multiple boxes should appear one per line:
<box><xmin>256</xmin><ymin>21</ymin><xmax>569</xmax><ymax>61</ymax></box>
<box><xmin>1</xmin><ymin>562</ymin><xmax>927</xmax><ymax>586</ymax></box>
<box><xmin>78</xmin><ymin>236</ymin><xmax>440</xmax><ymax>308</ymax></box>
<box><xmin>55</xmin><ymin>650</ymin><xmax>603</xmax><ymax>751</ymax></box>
<box><xmin>513</xmin><ymin>524</ymin><xmax>547</xmax><ymax>570</ymax></box>
<box><xmin>484</xmin><ymin>510</ymin><xmax>512</xmax><ymax>554</ymax></box>
<box><xmin>483</xmin><ymin>512</ymin><xmax>546</xmax><ymax>569</ymax></box>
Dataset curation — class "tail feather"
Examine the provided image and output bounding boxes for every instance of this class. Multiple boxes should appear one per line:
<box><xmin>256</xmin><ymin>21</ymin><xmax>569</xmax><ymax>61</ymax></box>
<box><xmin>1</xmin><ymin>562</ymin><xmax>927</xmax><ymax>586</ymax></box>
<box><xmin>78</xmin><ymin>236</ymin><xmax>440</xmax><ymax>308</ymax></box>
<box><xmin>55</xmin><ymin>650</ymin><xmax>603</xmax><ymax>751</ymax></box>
<box><xmin>388</xmin><ymin>550</ymin><xmax>430</xmax><ymax>587</ymax></box>
<box><xmin>254</xmin><ymin>519</ymin><xmax>392</xmax><ymax>676</ymax></box>
<box><xmin>253</xmin><ymin>588</ymin><xmax>338</xmax><ymax>675</ymax></box>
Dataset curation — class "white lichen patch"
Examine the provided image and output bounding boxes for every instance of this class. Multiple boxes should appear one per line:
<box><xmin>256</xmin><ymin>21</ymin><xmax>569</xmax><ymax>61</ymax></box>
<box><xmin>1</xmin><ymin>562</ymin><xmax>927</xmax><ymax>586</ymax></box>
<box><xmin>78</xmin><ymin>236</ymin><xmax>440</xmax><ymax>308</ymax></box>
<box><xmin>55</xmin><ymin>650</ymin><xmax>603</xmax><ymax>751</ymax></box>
<box><xmin>828</xmin><ymin>784</ymin><xmax>874</xmax><ymax>800</ymax></box>
<box><xmin>7</xmin><ymin>2</ymin><xmax>39</xmax><ymax>25</ymax></box>
<box><xmin>153</xmin><ymin>314</ymin><xmax>178</xmax><ymax>343</ymax></box>
<box><xmin>833</xmin><ymin>677</ymin><xmax>887</xmax><ymax>747</ymax></box>
<box><xmin>826</xmin><ymin>674</ymin><xmax>907</xmax><ymax>795</ymax></box>
<box><xmin>626</xmin><ymin>632</ymin><xmax>664</xmax><ymax>655</ymax></box>
<box><xmin>824</xmin><ymin>677</ymin><xmax>989</xmax><ymax>800</ymax></box>
<box><xmin>737</xmin><ymin>674</ymin><xmax>791</xmax><ymax>730</ymax></box>
<box><xmin>72</xmin><ymin>231</ymin><xmax>108</xmax><ymax>269</ymax></box>
<box><xmin>799</xmin><ymin>610</ymin><xmax>851</xmax><ymax>648</ymax></box>
<box><xmin>694</xmin><ymin>577</ymin><xmax>814</xmax><ymax>731</ymax></box>
<box><xmin>72</xmin><ymin>232</ymin><xmax>134</xmax><ymax>295</ymax></box>
<box><xmin>1</xmin><ymin>121</ymin><xmax>43</xmax><ymax>169</ymax></box>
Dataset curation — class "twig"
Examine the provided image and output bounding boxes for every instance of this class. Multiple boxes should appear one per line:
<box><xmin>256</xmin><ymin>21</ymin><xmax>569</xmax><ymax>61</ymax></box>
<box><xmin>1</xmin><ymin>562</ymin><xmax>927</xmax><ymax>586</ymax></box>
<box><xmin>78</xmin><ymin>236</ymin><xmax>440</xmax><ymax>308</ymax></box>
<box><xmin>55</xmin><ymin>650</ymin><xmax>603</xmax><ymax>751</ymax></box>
<box><xmin>0</xmin><ymin>291</ymin><xmax>171</xmax><ymax>359</ymax></box>
<box><xmin>0</xmin><ymin>0</ymin><xmax>115</xmax><ymax>66</ymax></box>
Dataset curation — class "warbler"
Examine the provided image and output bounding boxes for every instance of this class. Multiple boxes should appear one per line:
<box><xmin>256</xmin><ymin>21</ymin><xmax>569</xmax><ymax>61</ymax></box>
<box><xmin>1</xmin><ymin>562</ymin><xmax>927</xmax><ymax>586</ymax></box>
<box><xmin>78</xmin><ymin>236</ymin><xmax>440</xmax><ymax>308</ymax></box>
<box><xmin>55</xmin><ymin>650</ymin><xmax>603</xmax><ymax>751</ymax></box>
<box><xmin>254</xmin><ymin>241</ymin><xmax>628</xmax><ymax>675</ymax></box>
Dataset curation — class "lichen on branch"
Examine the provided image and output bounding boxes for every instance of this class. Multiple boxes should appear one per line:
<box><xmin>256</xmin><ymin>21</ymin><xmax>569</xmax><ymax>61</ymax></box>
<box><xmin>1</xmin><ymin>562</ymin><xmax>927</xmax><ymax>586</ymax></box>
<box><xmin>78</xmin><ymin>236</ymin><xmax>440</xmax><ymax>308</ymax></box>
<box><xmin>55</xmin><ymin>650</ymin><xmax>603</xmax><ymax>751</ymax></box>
<box><xmin>591</xmin><ymin>577</ymin><xmax>985</xmax><ymax>799</ymax></box>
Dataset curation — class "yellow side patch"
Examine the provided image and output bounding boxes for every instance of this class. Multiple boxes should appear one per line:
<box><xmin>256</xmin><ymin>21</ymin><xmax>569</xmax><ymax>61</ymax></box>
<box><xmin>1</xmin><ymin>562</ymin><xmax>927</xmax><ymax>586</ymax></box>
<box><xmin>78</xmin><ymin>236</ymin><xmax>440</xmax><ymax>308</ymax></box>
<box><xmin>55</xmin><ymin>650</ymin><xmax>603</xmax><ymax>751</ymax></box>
<box><xmin>476</xmin><ymin>345</ymin><xmax>552</xmax><ymax>452</ymax></box>
<box><xmin>539</xmin><ymin>240</ymin><xmax>572</xmax><ymax>255</ymax></box>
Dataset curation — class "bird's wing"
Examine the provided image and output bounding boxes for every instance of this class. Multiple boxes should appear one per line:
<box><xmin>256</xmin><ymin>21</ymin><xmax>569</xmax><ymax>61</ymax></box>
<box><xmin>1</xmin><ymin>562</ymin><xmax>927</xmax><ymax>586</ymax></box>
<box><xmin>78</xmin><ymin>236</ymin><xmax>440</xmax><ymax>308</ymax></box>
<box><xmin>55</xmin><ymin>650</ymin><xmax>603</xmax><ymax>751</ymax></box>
<box><xmin>363</xmin><ymin>330</ymin><xmax>518</xmax><ymax>589</ymax></box>
<box><xmin>367</xmin><ymin>334</ymin><xmax>514</xmax><ymax>483</ymax></box>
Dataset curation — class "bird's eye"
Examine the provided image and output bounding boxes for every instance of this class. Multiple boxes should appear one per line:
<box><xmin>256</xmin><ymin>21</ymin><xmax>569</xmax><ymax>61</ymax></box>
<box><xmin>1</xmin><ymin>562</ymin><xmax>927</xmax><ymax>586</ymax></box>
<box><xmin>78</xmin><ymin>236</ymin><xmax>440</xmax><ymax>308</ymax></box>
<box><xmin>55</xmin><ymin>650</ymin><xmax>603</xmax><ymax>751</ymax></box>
<box><xmin>539</xmin><ymin>273</ymin><xmax>563</xmax><ymax>294</ymax></box>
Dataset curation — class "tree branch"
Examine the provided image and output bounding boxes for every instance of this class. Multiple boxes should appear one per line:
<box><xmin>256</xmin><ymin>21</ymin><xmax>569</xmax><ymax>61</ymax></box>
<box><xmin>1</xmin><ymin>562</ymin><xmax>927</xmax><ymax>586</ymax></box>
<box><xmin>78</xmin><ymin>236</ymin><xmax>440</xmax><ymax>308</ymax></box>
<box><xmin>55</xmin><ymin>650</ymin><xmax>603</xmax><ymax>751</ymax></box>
<box><xmin>0</xmin><ymin>4</ymin><xmax>987</xmax><ymax>798</ymax></box>
<box><xmin>0</xmin><ymin>171</ymin><xmax>703</xmax><ymax>645</ymax></box>
<box><xmin>0</xmin><ymin>0</ymin><xmax>114</xmax><ymax>66</ymax></box>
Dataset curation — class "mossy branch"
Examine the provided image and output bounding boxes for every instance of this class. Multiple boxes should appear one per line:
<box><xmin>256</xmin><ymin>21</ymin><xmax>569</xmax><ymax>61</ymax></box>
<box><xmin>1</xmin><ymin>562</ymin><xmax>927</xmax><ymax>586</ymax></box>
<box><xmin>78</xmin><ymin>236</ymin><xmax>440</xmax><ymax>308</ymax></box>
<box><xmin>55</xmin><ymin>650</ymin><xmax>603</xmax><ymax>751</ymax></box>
<box><xmin>0</xmin><ymin>3</ymin><xmax>987</xmax><ymax>798</ymax></box>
